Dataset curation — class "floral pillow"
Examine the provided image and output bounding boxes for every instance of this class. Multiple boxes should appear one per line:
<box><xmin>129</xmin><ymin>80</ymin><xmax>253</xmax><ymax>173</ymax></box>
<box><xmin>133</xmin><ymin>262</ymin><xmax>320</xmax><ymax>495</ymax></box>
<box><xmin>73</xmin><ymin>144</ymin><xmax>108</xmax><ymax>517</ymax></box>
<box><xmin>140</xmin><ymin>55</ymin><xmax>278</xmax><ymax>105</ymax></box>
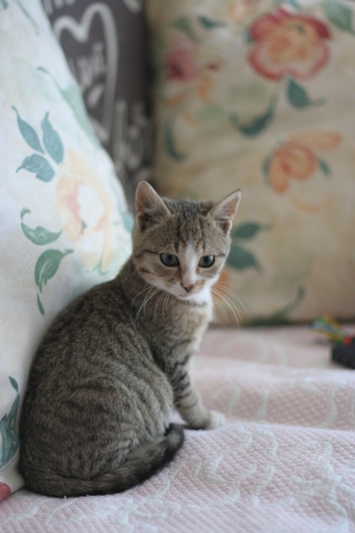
<box><xmin>146</xmin><ymin>0</ymin><xmax>355</xmax><ymax>324</ymax></box>
<box><xmin>0</xmin><ymin>0</ymin><xmax>132</xmax><ymax>499</ymax></box>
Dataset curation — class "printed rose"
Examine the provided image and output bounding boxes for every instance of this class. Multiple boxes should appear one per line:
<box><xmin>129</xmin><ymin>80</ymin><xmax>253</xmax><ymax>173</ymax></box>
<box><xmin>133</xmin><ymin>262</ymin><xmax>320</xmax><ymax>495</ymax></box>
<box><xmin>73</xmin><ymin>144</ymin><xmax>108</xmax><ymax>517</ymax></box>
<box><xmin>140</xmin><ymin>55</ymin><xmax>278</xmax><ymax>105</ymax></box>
<box><xmin>57</xmin><ymin>150</ymin><xmax>115</xmax><ymax>271</ymax></box>
<box><xmin>268</xmin><ymin>131</ymin><xmax>341</xmax><ymax>194</ymax></box>
<box><xmin>166</xmin><ymin>39</ymin><xmax>199</xmax><ymax>83</ymax></box>
<box><xmin>248</xmin><ymin>8</ymin><xmax>331</xmax><ymax>81</ymax></box>
<box><xmin>164</xmin><ymin>37</ymin><xmax>223</xmax><ymax>108</ymax></box>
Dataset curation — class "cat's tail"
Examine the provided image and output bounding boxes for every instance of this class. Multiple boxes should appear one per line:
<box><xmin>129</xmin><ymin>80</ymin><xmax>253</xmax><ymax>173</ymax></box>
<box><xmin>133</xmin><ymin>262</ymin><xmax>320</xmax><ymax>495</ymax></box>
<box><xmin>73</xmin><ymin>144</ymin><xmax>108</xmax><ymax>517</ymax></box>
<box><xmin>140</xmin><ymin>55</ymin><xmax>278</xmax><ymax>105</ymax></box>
<box><xmin>25</xmin><ymin>424</ymin><xmax>184</xmax><ymax>498</ymax></box>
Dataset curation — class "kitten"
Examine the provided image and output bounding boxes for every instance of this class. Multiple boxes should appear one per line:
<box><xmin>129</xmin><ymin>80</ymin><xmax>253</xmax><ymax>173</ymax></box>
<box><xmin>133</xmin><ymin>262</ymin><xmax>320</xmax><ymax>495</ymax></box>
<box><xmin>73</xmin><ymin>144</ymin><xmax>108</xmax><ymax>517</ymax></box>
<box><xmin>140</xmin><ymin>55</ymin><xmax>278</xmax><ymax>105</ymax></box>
<box><xmin>19</xmin><ymin>181</ymin><xmax>241</xmax><ymax>497</ymax></box>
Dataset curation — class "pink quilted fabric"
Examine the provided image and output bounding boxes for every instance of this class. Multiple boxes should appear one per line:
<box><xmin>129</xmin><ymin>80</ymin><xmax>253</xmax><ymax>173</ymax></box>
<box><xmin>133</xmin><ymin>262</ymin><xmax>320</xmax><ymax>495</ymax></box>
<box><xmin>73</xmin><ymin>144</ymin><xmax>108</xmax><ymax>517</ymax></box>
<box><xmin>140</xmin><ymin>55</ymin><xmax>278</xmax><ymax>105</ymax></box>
<box><xmin>1</xmin><ymin>326</ymin><xmax>355</xmax><ymax>532</ymax></box>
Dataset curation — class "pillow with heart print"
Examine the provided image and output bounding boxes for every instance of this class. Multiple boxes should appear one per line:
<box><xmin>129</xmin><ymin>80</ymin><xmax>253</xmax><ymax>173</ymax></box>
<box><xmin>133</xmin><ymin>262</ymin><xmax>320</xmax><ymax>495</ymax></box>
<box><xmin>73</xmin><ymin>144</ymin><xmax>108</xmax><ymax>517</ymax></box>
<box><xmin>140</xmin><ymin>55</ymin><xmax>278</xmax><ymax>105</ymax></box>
<box><xmin>42</xmin><ymin>0</ymin><xmax>153</xmax><ymax>209</ymax></box>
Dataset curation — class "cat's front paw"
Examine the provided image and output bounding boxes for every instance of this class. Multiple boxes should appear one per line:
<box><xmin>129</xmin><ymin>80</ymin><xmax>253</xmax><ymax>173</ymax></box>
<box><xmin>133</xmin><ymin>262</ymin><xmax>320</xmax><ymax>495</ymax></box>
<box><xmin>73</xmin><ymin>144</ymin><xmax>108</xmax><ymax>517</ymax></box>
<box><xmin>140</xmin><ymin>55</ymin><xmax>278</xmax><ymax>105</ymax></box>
<box><xmin>203</xmin><ymin>410</ymin><xmax>226</xmax><ymax>430</ymax></box>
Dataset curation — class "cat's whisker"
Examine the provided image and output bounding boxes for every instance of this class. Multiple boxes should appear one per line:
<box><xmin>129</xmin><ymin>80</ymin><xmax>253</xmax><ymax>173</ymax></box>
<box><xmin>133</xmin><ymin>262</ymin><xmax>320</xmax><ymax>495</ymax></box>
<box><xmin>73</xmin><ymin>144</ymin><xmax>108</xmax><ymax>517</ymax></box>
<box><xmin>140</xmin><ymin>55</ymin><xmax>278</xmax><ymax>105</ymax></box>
<box><xmin>213</xmin><ymin>282</ymin><xmax>250</xmax><ymax>316</ymax></box>
<box><xmin>163</xmin><ymin>292</ymin><xmax>171</xmax><ymax>314</ymax></box>
<box><xmin>154</xmin><ymin>290</ymin><xmax>166</xmax><ymax>319</ymax></box>
<box><xmin>212</xmin><ymin>287</ymin><xmax>241</xmax><ymax>325</ymax></box>
<box><xmin>143</xmin><ymin>287</ymin><xmax>160</xmax><ymax>317</ymax></box>
<box><xmin>216</xmin><ymin>283</ymin><xmax>248</xmax><ymax>311</ymax></box>
<box><xmin>211</xmin><ymin>293</ymin><xmax>229</xmax><ymax>323</ymax></box>
<box><xmin>131</xmin><ymin>286</ymin><xmax>152</xmax><ymax>315</ymax></box>
<box><xmin>135</xmin><ymin>286</ymin><xmax>156</xmax><ymax>323</ymax></box>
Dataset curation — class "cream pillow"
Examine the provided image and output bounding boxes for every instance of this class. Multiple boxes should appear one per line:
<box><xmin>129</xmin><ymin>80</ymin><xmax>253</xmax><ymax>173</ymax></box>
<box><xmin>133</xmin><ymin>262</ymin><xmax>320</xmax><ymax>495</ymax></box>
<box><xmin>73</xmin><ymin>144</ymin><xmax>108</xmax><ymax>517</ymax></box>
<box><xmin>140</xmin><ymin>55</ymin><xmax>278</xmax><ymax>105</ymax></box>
<box><xmin>146</xmin><ymin>0</ymin><xmax>355</xmax><ymax>324</ymax></box>
<box><xmin>0</xmin><ymin>0</ymin><xmax>132</xmax><ymax>498</ymax></box>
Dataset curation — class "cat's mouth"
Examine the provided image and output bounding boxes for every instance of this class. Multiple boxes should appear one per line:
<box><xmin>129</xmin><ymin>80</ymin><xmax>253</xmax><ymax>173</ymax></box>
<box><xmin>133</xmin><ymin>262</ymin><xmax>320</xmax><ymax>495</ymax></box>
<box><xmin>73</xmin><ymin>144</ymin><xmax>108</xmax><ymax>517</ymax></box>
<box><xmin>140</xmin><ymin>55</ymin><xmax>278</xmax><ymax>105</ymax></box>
<box><xmin>178</xmin><ymin>292</ymin><xmax>194</xmax><ymax>300</ymax></box>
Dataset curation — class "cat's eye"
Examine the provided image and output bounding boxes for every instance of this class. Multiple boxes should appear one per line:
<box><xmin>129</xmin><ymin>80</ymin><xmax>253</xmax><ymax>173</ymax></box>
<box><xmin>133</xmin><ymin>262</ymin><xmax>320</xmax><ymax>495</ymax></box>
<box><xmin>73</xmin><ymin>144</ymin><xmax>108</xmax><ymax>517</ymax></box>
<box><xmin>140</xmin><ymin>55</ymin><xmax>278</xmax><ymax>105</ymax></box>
<box><xmin>160</xmin><ymin>253</ymin><xmax>180</xmax><ymax>267</ymax></box>
<box><xmin>198</xmin><ymin>255</ymin><xmax>215</xmax><ymax>268</ymax></box>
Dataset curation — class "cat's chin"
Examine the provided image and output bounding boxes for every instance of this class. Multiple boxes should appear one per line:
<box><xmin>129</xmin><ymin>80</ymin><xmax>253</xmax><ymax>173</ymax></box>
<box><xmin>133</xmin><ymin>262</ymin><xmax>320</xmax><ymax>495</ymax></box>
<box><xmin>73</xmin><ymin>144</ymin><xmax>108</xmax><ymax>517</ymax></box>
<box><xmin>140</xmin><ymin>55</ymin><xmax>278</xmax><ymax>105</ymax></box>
<box><xmin>173</xmin><ymin>288</ymin><xmax>212</xmax><ymax>305</ymax></box>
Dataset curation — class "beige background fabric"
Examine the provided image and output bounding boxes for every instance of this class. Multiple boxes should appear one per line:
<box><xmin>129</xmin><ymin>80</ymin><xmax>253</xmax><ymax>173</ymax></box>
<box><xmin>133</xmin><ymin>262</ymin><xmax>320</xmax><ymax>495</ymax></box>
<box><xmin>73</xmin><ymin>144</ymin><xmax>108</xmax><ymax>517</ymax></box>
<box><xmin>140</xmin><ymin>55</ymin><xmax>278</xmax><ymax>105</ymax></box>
<box><xmin>146</xmin><ymin>0</ymin><xmax>355</xmax><ymax>324</ymax></box>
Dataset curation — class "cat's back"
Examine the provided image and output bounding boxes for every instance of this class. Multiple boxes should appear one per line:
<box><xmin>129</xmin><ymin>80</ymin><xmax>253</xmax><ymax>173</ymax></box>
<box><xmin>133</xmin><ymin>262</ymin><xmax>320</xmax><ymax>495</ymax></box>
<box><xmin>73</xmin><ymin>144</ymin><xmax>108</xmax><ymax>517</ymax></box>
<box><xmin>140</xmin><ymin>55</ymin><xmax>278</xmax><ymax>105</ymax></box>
<box><xmin>20</xmin><ymin>276</ymin><xmax>173</xmax><ymax>483</ymax></box>
<box><xmin>22</xmin><ymin>275</ymin><xmax>169</xmax><ymax>417</ymax></box>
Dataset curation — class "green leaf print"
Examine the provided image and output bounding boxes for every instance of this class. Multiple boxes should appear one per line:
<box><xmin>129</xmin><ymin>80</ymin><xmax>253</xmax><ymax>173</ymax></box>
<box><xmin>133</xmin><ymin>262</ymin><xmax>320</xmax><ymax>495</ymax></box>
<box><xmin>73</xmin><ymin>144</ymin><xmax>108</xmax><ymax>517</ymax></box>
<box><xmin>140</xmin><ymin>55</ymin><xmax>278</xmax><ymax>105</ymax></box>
<box><xmin>318</xmin><ymin>158</ymin><xmax>331</xmax><ymax>177</ymax></box>
<box><xmin>16</xmin><ymin>154</ymin><xmax>54</xmax><ymax>182</ymax></box>
<box><xmin>37</xmin><ymin>293</ymin><xmax>45</xmax><ymax>316</ymax></box>
<box><xmin>9</xmin><ymin>377</ymin><xmax>18</xmax><ymax>393</ymax></box>
<box><xmin>35</xmin><ymin>249</ymin><xmax>73</xmax><ymax>293</ymax></box>
<box><xmin>324</xmin><ymin>0</ymin><xmax>355</xmax><ymax>35</ymax></box>
<box><xmin>171</xmin><ymin>16</ymin><xmax>200</xmax><ymax>42</ymax></box>
<box><xmin>0</xmin><ymin>0</ymin><xmax>9</xmax><ymax>10</ymax></box>
<box><xmin>21</xmin><ymin>209</ymin><xmax>62</xmax><ymax>246</ymax></box>
<box><xmin>198</xmin><ymin>16</ymin><xmax>226</xmax><ymax>29</ymax></box>
<box><xmin>37</xmin><ymin>67</ymin><xmax>98</xmax><ymax>144</ymax></box>
<box><xmin>41</xmin><ymin>113</ymin><xmax>64</xmax><ymax>164</ymax></box>
<box><xmin>227</xmin><ymin>245</ymin><xmax>261</xmax><ymax>272</ymax></box>
<box><xmin>21</xmin><ymin>220</ymin><xmax>62</xmax><ymax>246</ymax></box>
<box><xmin>164</xmin><ymin>112</ymin><xmax>187</xmax><ymax>162</ymax></box>
<box><xmin>15</xmin><ymin>0</ymin><xmax>39</xmax><ymax>32</ymax></box>
<box><xmin>229</xmin><ymin>95</ymin><xmax>277</xmax><ymax>137</ymax></box>
<box><xmin>232</xmin><ymin>222</ymin><xmax>271</xmax><ymax>240</ymax></box>
<box><xmin>287</xmin><ymin>79</ymin><xmax>325</xmax><ymax>109</ymax></box>
<box><xmin>0</xmin><ymin>377</ymin><xmax>20</xmax><ymax>469</ymax></box>
<box><xmin>20</xmin><ymin>208</ymin><xmax>31</xmax><ymax>219</ymax></box>
<box><xmin>12</xmin><ymin>107</ymin><xmax>44</xmax><ymax>153</ymax></box>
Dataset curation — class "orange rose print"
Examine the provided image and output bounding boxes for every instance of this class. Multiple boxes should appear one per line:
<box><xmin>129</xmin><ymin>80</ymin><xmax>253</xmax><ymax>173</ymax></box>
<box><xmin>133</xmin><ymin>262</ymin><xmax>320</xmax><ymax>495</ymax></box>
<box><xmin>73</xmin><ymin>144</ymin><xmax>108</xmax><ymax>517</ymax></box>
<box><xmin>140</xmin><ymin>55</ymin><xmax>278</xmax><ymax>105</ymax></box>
<box><xmin>57</xmin><ymin>150</ymin><xmax>115</xmax><ymax>271</ymax></box>
<box><xmin>268</xmin><ymin>131</ymin><xmax>341</xmax><ymax>194</ymax></box>
<box><xmin>248</xmin><ymin>8</ymin><xmax>331</xmax><ymax>81</ymax></box>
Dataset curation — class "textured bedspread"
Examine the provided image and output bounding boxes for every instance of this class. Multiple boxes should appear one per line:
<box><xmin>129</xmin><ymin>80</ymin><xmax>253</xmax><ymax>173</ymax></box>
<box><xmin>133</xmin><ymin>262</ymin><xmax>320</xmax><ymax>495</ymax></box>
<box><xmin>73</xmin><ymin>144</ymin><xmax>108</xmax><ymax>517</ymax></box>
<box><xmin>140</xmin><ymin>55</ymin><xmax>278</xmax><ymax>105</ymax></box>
<box><xmin>2</xmin><ymin>326</ymin><xmax>355</xmax><ymax>532</ymax></box>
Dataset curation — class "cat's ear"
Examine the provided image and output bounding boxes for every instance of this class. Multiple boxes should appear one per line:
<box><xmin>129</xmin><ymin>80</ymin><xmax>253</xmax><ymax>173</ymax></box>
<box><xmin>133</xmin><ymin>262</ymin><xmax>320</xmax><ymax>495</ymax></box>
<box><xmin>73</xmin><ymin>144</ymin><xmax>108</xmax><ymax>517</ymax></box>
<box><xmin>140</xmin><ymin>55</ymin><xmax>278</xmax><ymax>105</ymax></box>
<box><xmin>210</xmin><ymin>190</ymin><xmax>241</xmax><ymax>234</ymax></box>
<box><xmin>135</xmin><ymin>181</ymin><xmax>169</xmax><ymax>231</ymax></box>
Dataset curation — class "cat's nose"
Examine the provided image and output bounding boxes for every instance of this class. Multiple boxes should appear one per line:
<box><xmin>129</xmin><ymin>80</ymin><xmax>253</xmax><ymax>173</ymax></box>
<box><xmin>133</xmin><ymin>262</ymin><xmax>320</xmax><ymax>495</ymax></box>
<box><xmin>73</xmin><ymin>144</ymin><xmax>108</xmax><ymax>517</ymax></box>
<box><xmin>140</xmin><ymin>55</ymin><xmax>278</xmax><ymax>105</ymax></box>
<box><xmin>181</xmin><ymin>282</ymin><xmax>195</xmax><ymax>293</ymax></box>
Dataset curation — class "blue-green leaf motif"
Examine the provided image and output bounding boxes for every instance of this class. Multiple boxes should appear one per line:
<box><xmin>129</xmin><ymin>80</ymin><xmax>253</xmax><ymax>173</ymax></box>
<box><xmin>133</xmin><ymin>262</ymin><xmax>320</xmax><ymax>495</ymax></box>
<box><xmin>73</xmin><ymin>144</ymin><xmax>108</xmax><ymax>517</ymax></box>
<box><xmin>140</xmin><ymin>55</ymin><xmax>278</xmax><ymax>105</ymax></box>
<box><xmin>232</xmin><ymin>222</ymin><xmax>271</xmax><ymax>240</ymax></box>
<box><xmin>229</xmin><ymin>96</ymin><xmax>277</xmax><ymax>137</ymax></box>
<box><xmin>37</xmin><ymin>293</ymin><xmax>45</xmax><ymax>316</ymax></box>
<box><xmin>21</xmin><ymin>208</ymin><xmax>62</xmax><ymax>245</ymax></box>
<box><xmin>20</xmin><ymin>208</ymin><xmax>31</xmax><ymax>220</ymax></box>
<box><xmin>17</xmin><ymin>154</ymin><xmax>54</xmax><ymax>182</ymax></box>
<box><xmin>164</xmin><ymin>112</ymin><xmax>187</xmax><ymax>162</ymax></box>
<box><xmin>318</xmin><ymin>158</ymin><xmax>331</xmax><ymax>177</ymax></box>
<box><xmin>0</xmin><ymin>377</ymin><xmax>20</xmax><ymax>469</ymax></box>
<box><xmin>324</xmin><ymin>0</ymin><xmax>355</xmax><ymax>34</ymax></box>
<box><xmin>198</xmin><ymin>16</ymin><xmax>226</xmax><ymax>29</ymax></box>
<box><xmin>21</xmin><ymin>221</ymin><xmax>62</xmax><ymax>245</ymax></box>
<box><xmin>287</xmin><ymin>79</ymin><xmax>325</xmax><ymax>108</ymax></box>
<box><xmin>41</xmin><ymin>113</ymin><xmax>64</xmax><ymax>164</ymax></box>
<box><xmin>35</xmin><ymin>249</ymin><xmax>73</xmax><ymax>293</ymax></box>
<box><xmin>12</xmin><ymin>107</ymin><xmax>44</xmax><ymax>153</ymax></box>
<box><xmin>171</xmin><ymin>16</ymin><xmax>199</xmax><ymax>42</ymax></box>
<box><xmin>37</xmin><ymin>67</ymin><xmax>99</xmax><ymax>144</ymax></box>
<box><xmin>227</xmin><ymin>244</ymin><xmax>261</xmax><ymax>271</ymax></box>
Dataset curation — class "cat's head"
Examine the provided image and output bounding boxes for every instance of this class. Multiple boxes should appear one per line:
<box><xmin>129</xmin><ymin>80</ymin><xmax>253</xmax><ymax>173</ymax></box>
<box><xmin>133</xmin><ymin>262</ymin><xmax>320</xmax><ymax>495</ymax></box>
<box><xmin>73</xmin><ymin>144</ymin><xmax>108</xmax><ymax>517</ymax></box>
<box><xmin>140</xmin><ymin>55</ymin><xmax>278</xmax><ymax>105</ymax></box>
<box><xmin>132</xmin><ymin>182</ymin><xmax>240</xmax><ymax>302</ymax></box>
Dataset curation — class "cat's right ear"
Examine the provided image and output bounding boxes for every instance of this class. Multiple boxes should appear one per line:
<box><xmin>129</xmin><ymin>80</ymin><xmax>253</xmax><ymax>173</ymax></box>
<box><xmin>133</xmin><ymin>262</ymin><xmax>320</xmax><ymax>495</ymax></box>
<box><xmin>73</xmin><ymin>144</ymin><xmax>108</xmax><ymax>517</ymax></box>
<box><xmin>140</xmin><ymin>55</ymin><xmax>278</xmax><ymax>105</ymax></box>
<box><xmin>210</xmin><ymin>189</ymin><xmax>241</xmax><ymax>234</ymax></box>
<box><xmin>135</xmin><ymin>181</ymin><xmax>169</xmax><ymax>231</ymax></box>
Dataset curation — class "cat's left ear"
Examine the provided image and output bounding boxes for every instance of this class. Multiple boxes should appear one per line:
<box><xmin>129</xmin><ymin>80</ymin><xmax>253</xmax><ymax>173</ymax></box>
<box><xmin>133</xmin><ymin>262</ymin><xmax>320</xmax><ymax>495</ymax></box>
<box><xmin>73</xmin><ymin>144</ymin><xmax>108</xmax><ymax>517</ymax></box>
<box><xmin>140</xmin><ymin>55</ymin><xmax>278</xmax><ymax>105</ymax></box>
<box><xmin>210</xmin><ymin>190</ymin><xmax>241</xmax><ymax>234</ymax></box>
<box><xmin>135</xmin><ymin>181</ymin><xmax>169</xmax><ymax>231</ymax></box>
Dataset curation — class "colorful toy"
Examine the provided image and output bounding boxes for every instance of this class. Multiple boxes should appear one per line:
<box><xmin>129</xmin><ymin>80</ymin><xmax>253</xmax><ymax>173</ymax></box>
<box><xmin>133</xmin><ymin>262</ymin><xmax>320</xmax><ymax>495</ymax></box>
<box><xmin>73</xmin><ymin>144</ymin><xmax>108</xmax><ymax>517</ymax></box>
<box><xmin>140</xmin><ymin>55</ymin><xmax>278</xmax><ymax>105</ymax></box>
<box><xmin>311</xmin><ymin>315</ymin><xmax>355</xmax><ymax>369</ymax></box>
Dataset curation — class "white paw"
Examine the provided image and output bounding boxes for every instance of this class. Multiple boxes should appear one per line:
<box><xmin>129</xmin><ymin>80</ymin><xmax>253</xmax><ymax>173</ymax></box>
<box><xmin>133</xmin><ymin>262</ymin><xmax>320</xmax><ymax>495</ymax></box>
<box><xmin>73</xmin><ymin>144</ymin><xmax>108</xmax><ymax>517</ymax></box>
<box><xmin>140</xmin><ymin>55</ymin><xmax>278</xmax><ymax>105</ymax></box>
<box><xmin>205</xmin><ymin>410</ymin><xmax>226</xmax><ymax>430</ymax></box>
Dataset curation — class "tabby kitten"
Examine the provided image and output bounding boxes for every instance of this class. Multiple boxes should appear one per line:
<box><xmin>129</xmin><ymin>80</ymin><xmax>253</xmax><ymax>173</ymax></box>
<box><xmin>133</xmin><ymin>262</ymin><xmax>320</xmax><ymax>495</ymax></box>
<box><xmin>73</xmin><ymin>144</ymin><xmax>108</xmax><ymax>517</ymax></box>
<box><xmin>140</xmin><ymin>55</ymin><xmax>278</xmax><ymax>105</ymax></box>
<box><xmin>19</xmin><ymin>181</ymin><xmax>241</xmax><ymax>497</ymax></box>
